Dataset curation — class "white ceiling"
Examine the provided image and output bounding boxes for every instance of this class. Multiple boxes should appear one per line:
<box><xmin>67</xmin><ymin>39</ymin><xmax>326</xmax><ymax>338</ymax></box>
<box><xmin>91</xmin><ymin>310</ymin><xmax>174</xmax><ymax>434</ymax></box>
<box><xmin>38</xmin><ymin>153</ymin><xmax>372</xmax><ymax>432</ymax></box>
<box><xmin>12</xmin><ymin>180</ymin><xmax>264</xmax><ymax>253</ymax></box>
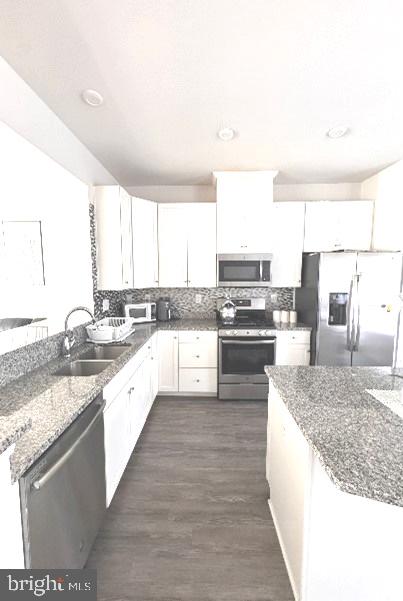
<box><xmin>1</xmin><ymin>0</ymin><xmax>403</xmax><ymax>185</ymax></box>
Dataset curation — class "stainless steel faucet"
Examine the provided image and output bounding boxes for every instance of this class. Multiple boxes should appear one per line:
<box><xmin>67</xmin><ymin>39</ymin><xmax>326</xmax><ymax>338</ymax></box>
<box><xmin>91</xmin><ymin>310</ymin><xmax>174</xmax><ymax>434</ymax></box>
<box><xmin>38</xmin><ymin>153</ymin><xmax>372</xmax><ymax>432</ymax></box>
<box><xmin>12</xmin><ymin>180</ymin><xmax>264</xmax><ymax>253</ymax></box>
<box><xmin>63</xmin><ymin>306</ymin><xmax>96</xmax><ymax>357</ymax></box>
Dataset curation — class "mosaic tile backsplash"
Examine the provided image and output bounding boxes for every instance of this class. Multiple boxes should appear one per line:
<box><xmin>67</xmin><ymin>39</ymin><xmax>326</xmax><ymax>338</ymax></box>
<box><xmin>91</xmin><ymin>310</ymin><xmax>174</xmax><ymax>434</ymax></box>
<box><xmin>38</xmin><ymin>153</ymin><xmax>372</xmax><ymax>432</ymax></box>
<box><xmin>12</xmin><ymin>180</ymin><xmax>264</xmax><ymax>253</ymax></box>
<box><xmin>94</xmin><ymin>287</ymin><xmax>294</xmax><ymax>319</ymax></box>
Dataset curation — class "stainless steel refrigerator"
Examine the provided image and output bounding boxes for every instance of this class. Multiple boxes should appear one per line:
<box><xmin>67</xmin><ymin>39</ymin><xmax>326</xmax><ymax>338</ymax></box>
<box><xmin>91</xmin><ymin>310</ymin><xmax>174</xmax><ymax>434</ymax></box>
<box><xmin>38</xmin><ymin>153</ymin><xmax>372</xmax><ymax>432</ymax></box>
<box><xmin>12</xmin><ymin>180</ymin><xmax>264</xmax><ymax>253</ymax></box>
<box><xmin>295</xmin><ymin>252</ymin><xmax>403</xmax><ymax>366</ymax></box>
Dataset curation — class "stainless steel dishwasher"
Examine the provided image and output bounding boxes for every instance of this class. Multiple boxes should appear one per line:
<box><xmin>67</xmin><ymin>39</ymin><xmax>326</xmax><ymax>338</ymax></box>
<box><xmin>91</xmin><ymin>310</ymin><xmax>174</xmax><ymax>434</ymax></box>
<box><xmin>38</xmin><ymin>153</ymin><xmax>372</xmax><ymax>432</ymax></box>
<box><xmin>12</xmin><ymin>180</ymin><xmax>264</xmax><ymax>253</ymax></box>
<box><xmin>20</xmin><ymin>395</ymin><xmax>106</xmax><ymax>568</ymax></box>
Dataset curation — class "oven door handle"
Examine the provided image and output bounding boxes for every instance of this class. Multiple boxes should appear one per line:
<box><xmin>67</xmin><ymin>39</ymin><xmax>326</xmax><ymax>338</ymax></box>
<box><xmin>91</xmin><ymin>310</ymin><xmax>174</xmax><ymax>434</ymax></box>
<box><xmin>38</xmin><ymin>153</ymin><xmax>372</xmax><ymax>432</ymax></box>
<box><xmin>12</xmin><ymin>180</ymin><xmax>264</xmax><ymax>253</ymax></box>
<box><xmin>221</xmin><ymin>339</ymin><xmax>275</xmax><ymax>345</ymax></box>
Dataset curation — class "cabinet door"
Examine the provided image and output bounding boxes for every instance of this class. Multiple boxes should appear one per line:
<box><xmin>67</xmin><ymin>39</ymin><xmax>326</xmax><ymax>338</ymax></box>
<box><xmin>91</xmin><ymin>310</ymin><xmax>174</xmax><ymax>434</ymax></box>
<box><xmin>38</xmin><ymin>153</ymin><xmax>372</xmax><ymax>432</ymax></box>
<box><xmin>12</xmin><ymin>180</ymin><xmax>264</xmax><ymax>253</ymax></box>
<box><xmin>268</xmin><ymin>388</ymin><xmax>311</xmax><ymax>597</ymax></box>
<box><xmin>150</xmin><ymin>202</ymin><xmax>159</xmax><ymax>286</ymax></box>
<box><xmin>338</xmin><ymin>201</ymin><xmax>373</xmax><ymax>251</ymax></box>
<box><xmin>127</xmin><ymin>362</ymin><xmax>148</xmax><ymax>452</ymax></box>
<box><xmin>284</xmin><ymin>344</ymin><xmax>310</xmax><ymax>366</ymax></box>
<box><xmin>132</xmin><ymin>198</ymin><xmax>159</xmax><ymax>288</ymax></box>
<box><xmin>187</xmin><ymin>204</ymin><xmax>217</xmax><ymax>287</ymax></box>
<box><xmin>368</xmin><ymin>163</ymin><xmax>403</xmax><ymax>250</ymax></box>
<box><xmin>104</xmin><ymin>391</ymin><xmax>131</xmax><ymax>506</ymax></box>
<box><xmin>216</xmin><ymin>172</ymin><xmax>276</xmax><ymax>253</ymax></box>
<box><xmin>304</xmin><ymin>201</ymin><xmax>373</xmax><ymax>252</ymax></box>
<box><xmin>303</xmin><ymin>202</ymin><xmax>334</xmax><ymax>252</ymax></box>
<box><xmin>271</xmin><ymin>202</ymin><xmax>305</xmax><ymax>287</ymax></box>
<box><xmin>275</xmin><ymin>332</ymin><xmax>311</xmax><ymax>365</ymax></box>
<box><xmin>150</xmin><ymin>333</ymin><xmax>159</xmax><ymax>400</ymax></box>
<box><xmin>179</xmin><ymin>368</ymin><xmax>217</xmax><ymax>393</ymax></box>
<box><xmin>119</xmin><ymin>188</ymin><xmax>134</xmax><ymax>288</ymax></box>
<box><xmin>158</xmin><ymin>330</ymin><xmax>179</xmax><ymax>392</ymax></box>
<box><xmin>0</xmin><ymin>448</ymin><xmax>25</xmax><ymax>568</ymax></box>
<box><xmin>94</xmin><ymin>185</ymin><xmax>132</xmax><ymax>290</ymax></box>
<box><xmin>158</xmin><ymin>204</ymin><xmax>188</xmax><ymax>287</ymax></box>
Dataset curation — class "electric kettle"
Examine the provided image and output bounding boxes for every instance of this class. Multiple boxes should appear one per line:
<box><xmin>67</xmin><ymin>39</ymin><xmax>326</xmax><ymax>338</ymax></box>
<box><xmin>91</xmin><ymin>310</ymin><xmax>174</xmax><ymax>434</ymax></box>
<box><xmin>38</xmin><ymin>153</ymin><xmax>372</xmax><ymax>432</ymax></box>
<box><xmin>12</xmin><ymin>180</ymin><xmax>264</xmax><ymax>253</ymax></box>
<box><xmin>219</xmin><ymin>297</ymin><xmax>237</xmax><ymax>324</ymax></box>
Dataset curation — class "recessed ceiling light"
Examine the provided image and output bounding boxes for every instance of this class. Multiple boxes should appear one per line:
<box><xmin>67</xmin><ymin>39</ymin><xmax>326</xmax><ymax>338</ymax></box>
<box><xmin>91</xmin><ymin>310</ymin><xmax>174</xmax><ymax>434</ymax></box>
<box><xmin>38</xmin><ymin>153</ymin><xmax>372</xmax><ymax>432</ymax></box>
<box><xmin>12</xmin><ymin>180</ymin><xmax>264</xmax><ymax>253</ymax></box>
<box><xmin>327</xmin><ymin>125</ymin><xmax>349</xmax><ymax>139</ymax></box>
<box><xmin>217</xmin><ymin>127</ymin><xmax>236</xmax><ymax>141</ymax></box>
<box><xmin>81</xmin><ymin>89</ymin><xmax>104</xmax><ymax>107</ymax></box>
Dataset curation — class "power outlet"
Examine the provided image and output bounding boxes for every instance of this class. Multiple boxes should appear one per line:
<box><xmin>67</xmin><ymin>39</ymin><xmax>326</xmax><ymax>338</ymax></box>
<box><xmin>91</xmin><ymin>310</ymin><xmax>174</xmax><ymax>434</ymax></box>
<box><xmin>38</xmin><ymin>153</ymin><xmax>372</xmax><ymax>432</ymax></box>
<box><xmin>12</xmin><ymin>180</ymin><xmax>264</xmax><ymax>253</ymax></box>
<box><xmin>102</xmin><ymin>299</ymin><xmax>110</xmax><ymax>312</ymax></box>
<box><xmin>270</xmin><ymin>293</ymin><xmax>278</xmax><ymax>304</ymax></box>
<box><xmin>145</xmin><ymin>294</ymin><xmax>151</xmax><ymax>303</ymax></box>
<box><xmin>195</xmin><ymin>294</ymin><xmax>202</xmax><ymax>304</ymax></box>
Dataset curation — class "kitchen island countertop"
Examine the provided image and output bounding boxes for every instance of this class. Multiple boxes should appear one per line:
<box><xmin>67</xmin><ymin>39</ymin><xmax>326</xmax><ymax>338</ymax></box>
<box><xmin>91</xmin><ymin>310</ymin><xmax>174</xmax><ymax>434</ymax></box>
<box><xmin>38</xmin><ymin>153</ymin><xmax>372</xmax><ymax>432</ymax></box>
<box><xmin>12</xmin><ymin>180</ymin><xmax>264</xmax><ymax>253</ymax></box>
<box><xmin>265</xmin><ymin>365</ymin><xmax>403</xmax><ymax>507</ymax></box>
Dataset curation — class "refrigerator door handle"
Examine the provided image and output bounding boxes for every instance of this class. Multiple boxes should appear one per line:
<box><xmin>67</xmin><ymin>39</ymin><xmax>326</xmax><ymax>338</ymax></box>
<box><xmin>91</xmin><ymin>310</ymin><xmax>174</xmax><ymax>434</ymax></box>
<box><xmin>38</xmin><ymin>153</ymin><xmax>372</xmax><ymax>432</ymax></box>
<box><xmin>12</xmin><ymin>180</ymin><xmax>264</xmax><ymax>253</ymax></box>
<box><xmin>353</xmin><ymin>274</ymin><xmax>361</xmax><ymax>350</ymax></box>
<box><xmin>346</xmin><ymin>277</ymin><xmax>354</xmax><ymax>351</ymax></box>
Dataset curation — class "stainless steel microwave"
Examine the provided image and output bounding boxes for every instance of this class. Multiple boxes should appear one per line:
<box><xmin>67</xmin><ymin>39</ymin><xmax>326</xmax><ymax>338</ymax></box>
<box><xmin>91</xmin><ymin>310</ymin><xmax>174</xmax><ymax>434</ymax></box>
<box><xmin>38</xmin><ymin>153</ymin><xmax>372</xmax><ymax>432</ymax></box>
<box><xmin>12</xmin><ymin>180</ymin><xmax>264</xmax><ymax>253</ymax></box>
<box><xmin>217</xmin><ymin>254</ymin><xmax>272</xmax><ymax>287</ymax></box>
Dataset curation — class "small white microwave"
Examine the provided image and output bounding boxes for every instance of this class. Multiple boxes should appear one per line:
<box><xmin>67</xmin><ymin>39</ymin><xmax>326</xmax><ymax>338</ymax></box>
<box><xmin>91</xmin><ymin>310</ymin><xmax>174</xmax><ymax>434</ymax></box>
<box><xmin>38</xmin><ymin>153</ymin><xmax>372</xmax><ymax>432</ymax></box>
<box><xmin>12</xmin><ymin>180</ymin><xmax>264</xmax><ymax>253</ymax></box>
<box><xmin>124</xmin><ymin>302</ymin><xmax>156</xmax><ymax>323</ymax></box>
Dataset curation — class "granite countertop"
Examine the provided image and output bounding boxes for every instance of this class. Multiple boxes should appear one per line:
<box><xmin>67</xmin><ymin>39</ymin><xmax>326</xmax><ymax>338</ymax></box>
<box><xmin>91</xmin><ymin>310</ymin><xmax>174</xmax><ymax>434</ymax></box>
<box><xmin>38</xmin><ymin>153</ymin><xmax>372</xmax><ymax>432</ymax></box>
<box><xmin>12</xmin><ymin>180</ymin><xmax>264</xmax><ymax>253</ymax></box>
<box><xmin>0</xmin><ymin>317</ymin><xmax>311</xmax><ymax>482</ymax></box>
<box><xmin>0</xmin><ymin>323</ymin><xmax>158</xmax><ymax>481</ymax></box>
<box><xmin>0</xmin><ymin>416</ymin><xmax>32</xmax><ymax>456</ymax></box>
<box><xmin>265</xmin><ymin>365</ymin><xmax>403</xmax><ymax>507</ymax></box>
<box><xmin>0</xmin><ymin>318</ymin><xmax>222</xmax><ymax>480</ymax></box>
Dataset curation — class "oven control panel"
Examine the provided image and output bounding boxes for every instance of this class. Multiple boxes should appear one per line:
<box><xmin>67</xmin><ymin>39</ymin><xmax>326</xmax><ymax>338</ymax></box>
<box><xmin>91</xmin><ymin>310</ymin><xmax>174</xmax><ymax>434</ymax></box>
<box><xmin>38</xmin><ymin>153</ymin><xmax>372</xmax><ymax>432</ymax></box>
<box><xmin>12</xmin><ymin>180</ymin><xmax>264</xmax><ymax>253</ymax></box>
<box><xmin>219</xmin><ymin>328</ymin><xmax>276</xmax><ymax>337</ymax></box>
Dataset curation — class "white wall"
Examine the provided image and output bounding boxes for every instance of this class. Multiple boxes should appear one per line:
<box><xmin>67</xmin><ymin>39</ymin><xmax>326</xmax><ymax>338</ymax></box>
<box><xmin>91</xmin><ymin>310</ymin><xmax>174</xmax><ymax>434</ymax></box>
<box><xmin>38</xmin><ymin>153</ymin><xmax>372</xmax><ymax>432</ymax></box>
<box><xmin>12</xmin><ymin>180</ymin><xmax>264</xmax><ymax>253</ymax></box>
<box><xmin>274</xmin><ymin>183</ymin><xmax>362</xmax><ymax>202</ymax></box>
<box><xmin>0</xmin><ymin>56</ymin><xmax>115</xmax><ymax>186</ymax></box>
<box><xmin>127</xmin><ymin>182</ymin><xmax>364</xmax><ymax>203</ymax></box>
<box><xmin>0</xmin><ymin>122</ymin><xmax>94</xmax><ymax>352</ymax></box>
<box><xmin>126</xmin><ymin>185</ymin><xmax>216</xmax><ymax>203</ymax></box>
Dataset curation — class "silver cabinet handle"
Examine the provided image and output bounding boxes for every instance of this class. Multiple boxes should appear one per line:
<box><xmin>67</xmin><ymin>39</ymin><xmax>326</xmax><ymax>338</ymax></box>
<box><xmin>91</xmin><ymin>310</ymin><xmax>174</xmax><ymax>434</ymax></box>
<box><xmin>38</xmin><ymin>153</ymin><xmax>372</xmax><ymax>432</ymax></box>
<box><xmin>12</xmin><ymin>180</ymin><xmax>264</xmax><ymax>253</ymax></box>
<box><xmin>354</xmin><ymin>274</ymin><xmax>361</xmax><ymax>350</ymax></box>
<box><xmin>195</xmin><ymin>355</ymin><xmax>200</xmax><ymax>358</ymax></box>
<box><xmin>194</xmin><ymin>379</ymin><xmax>200</xmax><ymax>383</ymax></box>
<box><xmin>32</xmin><ymin>400</ymin><xmax>105</xmax><ymax>491</ymax></box>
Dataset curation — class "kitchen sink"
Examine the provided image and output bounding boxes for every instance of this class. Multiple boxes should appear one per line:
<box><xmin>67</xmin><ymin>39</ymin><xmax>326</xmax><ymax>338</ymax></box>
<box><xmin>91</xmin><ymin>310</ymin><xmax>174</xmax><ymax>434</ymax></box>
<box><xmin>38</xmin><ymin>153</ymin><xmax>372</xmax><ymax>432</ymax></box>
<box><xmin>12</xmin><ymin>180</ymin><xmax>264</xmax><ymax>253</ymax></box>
<box><xmin>53</xmin><ymin>360</ymin><xmax>113</xmax><ymax>377</ymax></box>
<box><xmin>78</xmin><ymin>344</ymin><xmax>130</xmax><ymax>361</ymax></box>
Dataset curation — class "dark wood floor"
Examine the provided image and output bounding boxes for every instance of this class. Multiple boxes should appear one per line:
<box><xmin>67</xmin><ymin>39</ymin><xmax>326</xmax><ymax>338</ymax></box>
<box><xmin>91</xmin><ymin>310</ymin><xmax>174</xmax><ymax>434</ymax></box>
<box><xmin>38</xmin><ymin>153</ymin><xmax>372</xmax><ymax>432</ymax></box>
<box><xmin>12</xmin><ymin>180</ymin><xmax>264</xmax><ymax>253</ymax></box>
<box><xmin>87</xmin><ymin>397</ymin><xmax>293</xmax><ymax>601</ymax></box>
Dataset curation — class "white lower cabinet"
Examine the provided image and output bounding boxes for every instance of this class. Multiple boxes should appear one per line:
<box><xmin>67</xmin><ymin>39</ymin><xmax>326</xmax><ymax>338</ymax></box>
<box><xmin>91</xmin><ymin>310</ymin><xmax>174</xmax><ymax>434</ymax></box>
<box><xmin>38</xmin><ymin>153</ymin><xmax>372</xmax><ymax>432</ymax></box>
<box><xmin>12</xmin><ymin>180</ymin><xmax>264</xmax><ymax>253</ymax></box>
<box><xmin>275</xmin><ymin>330</ymin><xmax>311</xmax><ymax>366</ymax></box>
<box><xmin>267</xmin><ymin>384</ymin><xmax>403</xmax><ymax>601</ymax></box>
<box><xmin>178</xmin><ymin>331</ymin><xmax>217</xmax><ymax>395</ymax></box>
<box><xmin>158</xmin><ymin>330</ymin><xmax>179</xmax><ymax>392</ymax></box>
<box><xmin>0</xmin><ymin>446</ymin><xmax>25</xmax><ymax>568</ymax></box>
<box><xmin>267</xmin><ymin>386</ymin><xmax>311</xmax><ymax>597</ymax></box>
<box><xmin>150</xmin><ymin>333</ymin><xmax>159</xmax><ymax>400</ymax></box>
<box><xmin>103</xmin><ymin>333</ymin><xmax>158</xmax><ymax>506</ymax></box>
<box><xmin>104</xmin><ymin>387</ymin><xmax>131</xmax><ymax>506</ymax></box>
<box><xmin>179</xmin><ymin>368</ymin><xmax>217</xmax><ymax>394</ymax></box>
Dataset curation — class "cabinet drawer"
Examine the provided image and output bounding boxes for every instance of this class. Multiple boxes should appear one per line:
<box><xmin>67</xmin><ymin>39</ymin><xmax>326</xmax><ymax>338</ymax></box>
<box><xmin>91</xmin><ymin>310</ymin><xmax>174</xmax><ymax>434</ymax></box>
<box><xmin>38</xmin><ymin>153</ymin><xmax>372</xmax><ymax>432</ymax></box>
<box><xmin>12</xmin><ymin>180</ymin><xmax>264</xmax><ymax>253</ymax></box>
<box><xmin>179</xmin><ymin>342</ymin><xmax>217</xmax><ymax>368</ymax></box>
<box><xmin>285</xmin><ymin>330</ymin><xmax>311</xmax><ymax>344</ymax></box>
<box><xmin>179</xmin><ymin>368</ymin><xmax>217</xmax><ymax>393</ymax></box>
<box><xmin>178</xmin><ymin>330</ymin><xmax>217</xmax><ymax>345</ymax></box>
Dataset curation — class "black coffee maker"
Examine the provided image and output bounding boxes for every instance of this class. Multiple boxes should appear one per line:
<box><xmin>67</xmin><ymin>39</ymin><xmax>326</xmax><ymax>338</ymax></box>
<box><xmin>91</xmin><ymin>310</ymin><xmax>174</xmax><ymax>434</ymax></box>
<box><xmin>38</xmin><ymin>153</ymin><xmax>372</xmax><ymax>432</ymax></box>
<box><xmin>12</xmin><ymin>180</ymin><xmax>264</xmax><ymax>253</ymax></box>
<box><xmin>157</xmin><ymin>297</ymin><xmax>172</xmax><ymax>321</ymax></box>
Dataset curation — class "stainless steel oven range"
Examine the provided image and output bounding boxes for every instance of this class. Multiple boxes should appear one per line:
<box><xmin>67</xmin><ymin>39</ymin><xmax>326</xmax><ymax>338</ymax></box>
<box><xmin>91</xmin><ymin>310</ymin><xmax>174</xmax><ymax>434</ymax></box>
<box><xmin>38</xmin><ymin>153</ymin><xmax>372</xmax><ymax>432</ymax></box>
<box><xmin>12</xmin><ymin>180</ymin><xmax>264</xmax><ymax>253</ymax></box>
<box><xmin>217</xmin><ymin>298</ymin><xmax>276</xmax><ymax>400</ymax></box>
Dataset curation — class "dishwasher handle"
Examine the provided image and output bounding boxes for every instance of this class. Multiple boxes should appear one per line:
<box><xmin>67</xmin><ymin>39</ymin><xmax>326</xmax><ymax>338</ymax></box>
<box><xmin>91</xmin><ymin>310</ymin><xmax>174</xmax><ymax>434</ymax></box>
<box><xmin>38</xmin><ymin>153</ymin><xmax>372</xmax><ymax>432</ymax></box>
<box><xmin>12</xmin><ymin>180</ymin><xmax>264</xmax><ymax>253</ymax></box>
<box><xmin>32</xmin><ymin>399</ymin><xmax>105</xmax><ymax>491</ymax></box>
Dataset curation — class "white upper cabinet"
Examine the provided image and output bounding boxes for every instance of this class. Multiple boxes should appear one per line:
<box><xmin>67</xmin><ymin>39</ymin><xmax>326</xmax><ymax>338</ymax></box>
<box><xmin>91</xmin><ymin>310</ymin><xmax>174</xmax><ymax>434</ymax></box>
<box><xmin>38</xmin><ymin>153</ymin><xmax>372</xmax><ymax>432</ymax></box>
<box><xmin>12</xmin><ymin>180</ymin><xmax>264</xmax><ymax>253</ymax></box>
<box><xmin>158</xmin><ymin>203</ymin><xmax>216</xmax><ymax>288</ymax></box>
<box><xmin>93</xmin><ymin>186</ymin><xmax>133</xmax><ymax>290</ymax></box>
<box><xmin>361</xmin><ymin>161</ymin><xmax>403</xmax><ymax>251</ymax></box>
<box><xmin>187</xmin><ymin>203</ymin><xmax>216</xmax><ymax>287</ymax></box>
<box><xmin>215</xmin><ymin>171</ymin><xmax>278</xmax><ymax>253</ymax></box>
<box><xmin>271</xmin><ymin>202</ymin><xmax>305</xmax><ymax>287</ymax></box>
<box><xmin>132</xmin><ymin>197</ymin><xmax>159</xmax><ymax>288</ymax></box>
<box><xmin>158</xmin><ymin>204</ymin><xmax>189</xmax><ymax>287</ymax></box>
<box><xmin>158</xmin><ymin>330</ymin><xmax>179</xmax><ymax>392</ymax></box>
<box><xmin>304</xmin><ymin>200</ymin><xmax>373</xmax><ymax>252</ymax></box>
